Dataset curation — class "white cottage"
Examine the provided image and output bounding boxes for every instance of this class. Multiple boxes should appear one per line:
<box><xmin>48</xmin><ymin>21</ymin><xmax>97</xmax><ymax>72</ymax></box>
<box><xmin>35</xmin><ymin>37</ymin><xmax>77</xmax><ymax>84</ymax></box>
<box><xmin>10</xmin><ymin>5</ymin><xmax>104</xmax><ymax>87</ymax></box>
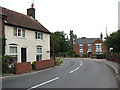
<box><xmin>1</xmin><ymin>5</ymin><xmax>50</xmax><ymax>63</ymax></box>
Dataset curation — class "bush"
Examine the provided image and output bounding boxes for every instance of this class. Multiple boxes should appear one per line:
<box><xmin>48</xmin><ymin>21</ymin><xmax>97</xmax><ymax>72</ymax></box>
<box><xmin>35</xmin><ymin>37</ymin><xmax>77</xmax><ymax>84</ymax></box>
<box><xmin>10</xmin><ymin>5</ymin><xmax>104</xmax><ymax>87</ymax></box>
<box><xmin>74</xmin><ymin>53</ymin><xmax>80</xmax><ymax>57</ymax></box>
<box><xmin>31</xmin><ymin>62</ymin><xmax>35</xmax><ymax>70</ymax></box>
<box><xmin>2</xmin><ymin>55</ymin><xmax>15</xmax><ymax>74</ymax></box>
<box><xmin>83</xmin><ymin>54</ymin><xmax>87</xmax><ymax>57</ymax></box>
<box><xmin>56</xmin><ymin>58</ymin><xmax>63</xmax><ymax>66</ymax></box>
<box><xmin>117</xmin><ymin>53</ymin><xmax>120</xmax><ymax>60</ymax></box>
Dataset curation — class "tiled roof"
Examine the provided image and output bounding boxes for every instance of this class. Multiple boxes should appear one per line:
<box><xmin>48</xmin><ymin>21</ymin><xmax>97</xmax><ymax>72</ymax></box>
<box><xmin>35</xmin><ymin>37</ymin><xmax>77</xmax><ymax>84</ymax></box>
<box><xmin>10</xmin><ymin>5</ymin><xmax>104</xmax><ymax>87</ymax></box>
<box><xmin>1</xmin><ymin>6</ymin><xmax>50</xmax><ymax>34</ymax></box>
<box><xmin>74</xmin><ymin>38</ymin><xmax>101</xmax><ymax>44</ymax></box>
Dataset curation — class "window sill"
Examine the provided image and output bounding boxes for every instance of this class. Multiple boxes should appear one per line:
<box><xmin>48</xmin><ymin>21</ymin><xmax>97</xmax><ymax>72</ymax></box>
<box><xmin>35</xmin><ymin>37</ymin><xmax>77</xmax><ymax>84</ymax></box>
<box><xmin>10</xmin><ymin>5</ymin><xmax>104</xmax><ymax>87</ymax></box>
<box><xmin>13</xmin><ymin>36</ymin><xmax>26</xmax><ymax>39</ymax></box>
<box><xmin>36</xmin><ymin>39</ymin><xmax>44</xmax><ymax>41</ymax></box>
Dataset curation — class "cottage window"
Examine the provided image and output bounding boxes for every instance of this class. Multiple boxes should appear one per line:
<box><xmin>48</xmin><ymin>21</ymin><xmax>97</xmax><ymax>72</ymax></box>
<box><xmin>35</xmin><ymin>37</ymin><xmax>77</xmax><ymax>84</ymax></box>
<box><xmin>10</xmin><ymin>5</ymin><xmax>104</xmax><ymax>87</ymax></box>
<box><xmin>9</xmin><ymin>45</ymin><xmax>18</xmax><ymax>63</ymax></box>
<box><xmin>13</xmin><ymin>28</ymin><xmax>25</xmax><ymax>37</ymax></box>
<box><xmin>22</xmin><ymin>29</ymin><xmax>25</xmax><ymax>37</ymax></box>
<box><xmin>35</xmin><ymin>32</ymin><xmax>43</xmax><ymax>40</ymax></box>
<box><xmin>13</xmin><ymin>28</ymin><xmax>17</xmax><ymax>36</ymax></box>
<box><xmin>36</xmin><ymin>46</ymin><xmax>42</xmax><ymax>61</ymax></box>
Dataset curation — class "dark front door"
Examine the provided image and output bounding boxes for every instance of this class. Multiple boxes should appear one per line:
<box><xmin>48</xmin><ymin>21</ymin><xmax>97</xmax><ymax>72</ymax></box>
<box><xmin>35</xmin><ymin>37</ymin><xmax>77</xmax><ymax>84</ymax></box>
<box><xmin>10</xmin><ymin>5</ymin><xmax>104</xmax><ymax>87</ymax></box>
<box><xmin>21</xmin><ymin>48</ymin><xmax>27</xmax><ymax>62</ymax></box>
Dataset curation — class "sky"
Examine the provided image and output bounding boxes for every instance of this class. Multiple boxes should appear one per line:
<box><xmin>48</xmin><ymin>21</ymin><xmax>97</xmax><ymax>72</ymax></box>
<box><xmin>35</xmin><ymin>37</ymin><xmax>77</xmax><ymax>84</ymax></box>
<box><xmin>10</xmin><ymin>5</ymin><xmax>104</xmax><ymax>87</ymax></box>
<box><xmin>0</xmin><ymin>0</ymin><xmax>119</xmax><ymax>39</ymax></box>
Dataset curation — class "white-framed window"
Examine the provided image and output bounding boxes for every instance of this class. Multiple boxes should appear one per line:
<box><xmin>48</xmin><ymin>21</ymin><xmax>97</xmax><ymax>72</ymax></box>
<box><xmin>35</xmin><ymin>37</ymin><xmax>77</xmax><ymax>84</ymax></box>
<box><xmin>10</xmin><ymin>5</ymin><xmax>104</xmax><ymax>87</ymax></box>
<box><xmin>36</xmin><ymin>46</ymin><xmax>42</xmax><ymax>61</ymax></box>
<box><xmin>96</xmin><ymin>51</ymin><xmax>102</xmax><ymax>54</ymax></box>
<box><xmin>80</xmin><ymin>52</ymin><xmax>83</xmax><ymax>57</ymax></box>
<box><xmin>96</xmin><ymin>44</ymin><xmax>102</xmax><ymax>50</ymax></box>
<box><xmin>35</xmin><ymin>32</ymin><xmax>43</xmax><ymax>40</ymax></box>
<box><xmin>9</xmin><ymin>44</ymin><xmax>18</xmax><ymax>63</ymax></box>
<box><xmin>80</xmin><ymin>44</ymin><xmax>83</xmax><ymax>50</ymax></box>
<box><xmin>9</xmin><ymin>45</ymin><xmax>17</xmax><ymax>55</ymax></box>
<box><xmin>13</xmin><ymin>28</ymin><xmax>25</xmax><ymax>37</ymax></box>
<box><xmin>88</xmin><ymin>44</ymin><xmax>91</xmax><ymax>50</ymax></box>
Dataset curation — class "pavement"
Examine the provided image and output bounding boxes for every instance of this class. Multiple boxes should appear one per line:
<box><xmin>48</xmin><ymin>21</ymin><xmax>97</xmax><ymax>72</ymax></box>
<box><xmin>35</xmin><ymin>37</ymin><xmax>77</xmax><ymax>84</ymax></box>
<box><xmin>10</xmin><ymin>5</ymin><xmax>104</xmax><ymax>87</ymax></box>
<box><xmin>2</xmin><ymin>58</ymin><xmax>118</xmax><ymax>89</ymax></box>
<box><xmin>92</xmin><ymin>59</ymin><xmax>120</xmax><ymax>88</ymax></box>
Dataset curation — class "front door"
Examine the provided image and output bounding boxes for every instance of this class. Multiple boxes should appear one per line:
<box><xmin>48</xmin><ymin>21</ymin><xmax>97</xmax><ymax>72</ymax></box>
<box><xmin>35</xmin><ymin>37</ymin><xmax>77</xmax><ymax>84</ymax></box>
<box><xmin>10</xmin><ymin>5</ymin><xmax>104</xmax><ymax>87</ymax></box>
<box><xmin>21</xmin><ymin>48</ymin><xmax>27</xmax><ymax>62</ymax></box>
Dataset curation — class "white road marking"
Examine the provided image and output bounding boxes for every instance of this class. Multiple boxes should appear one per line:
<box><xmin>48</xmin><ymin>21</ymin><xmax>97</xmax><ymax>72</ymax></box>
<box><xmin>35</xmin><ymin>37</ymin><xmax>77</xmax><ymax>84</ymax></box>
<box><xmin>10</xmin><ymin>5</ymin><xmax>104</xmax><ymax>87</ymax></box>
<box><xmin>70</xmin><ymin>67</ymin><xmax>80</xmax><ymax>74</ymax></box>
<box><xmin>70</xmin><ymin>61</ymin><xmax>83</xmax><ymax>74</ymax></box>
<box><xmin>28</xmin><ymin>77</ymin><xmax>59</xmax><ymax>90</ymax></box>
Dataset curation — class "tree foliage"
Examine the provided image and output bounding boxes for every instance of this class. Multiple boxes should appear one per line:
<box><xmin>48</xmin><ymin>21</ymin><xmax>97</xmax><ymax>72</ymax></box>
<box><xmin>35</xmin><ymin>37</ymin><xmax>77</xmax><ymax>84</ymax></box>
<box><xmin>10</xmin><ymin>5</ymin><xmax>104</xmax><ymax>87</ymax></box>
<box><xmin>50</xmin><ymin>30</ymin><xmax>77</xmax><ymax>57</ymax></box>
<box><xmin>104</xmin><ymin>30</ymin><xmax>120</xmax><ymax>53</ymax></box>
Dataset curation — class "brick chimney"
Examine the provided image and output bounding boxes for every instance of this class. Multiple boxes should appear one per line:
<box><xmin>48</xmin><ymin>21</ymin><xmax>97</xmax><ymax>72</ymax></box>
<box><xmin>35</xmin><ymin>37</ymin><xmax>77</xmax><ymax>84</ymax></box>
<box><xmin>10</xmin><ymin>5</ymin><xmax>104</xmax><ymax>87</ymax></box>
<box><xmin>27</xmin><ymin>3</ymin><xmax>35</xmax><ymax>18</ymax></box>
<box><xmin>100</xmin><ymin>32</ymin><xmax>103</xmax><ymax>40</ymax></box>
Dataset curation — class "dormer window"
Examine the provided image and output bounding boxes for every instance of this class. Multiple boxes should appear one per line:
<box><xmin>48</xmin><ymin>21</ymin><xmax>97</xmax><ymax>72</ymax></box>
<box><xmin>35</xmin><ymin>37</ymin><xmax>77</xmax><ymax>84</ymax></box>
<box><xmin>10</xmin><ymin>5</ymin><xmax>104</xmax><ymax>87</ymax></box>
<box><xmin>13</xmin><ymin>27</ymin><xmax>25</xmax><ymax>37</ymax></box>
<box><xmin>35</xmin><ymin>32</ymin><xmax>43</xmax><ymax>40</ymax></box>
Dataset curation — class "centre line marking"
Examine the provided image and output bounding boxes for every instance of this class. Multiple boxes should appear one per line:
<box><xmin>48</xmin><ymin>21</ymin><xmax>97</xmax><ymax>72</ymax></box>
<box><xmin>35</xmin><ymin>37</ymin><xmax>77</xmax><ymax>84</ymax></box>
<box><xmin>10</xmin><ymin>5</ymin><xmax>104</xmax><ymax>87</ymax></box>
<box><xmin>28</xmin><ymin>77</ymin><xmax>59</xmax><ymax>90</ymax></box>
<box><xmin>70</xmin><ymin>61</ymin><xmax>83</xmax><ymax>74</ymax></box>
<box><xmin>70</xmin><ymin>67</ymin><xmax>80</xmax><ymax>74</ymax></box>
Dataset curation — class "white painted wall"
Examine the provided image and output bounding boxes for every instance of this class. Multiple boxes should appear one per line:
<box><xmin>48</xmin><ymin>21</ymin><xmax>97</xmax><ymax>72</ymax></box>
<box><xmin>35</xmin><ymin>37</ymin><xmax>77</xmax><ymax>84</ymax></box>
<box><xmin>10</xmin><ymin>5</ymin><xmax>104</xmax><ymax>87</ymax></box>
<box><xmin>5</xmin><ymin>25</ymin><xmax>50</xmax><ymax>63</ymax></box>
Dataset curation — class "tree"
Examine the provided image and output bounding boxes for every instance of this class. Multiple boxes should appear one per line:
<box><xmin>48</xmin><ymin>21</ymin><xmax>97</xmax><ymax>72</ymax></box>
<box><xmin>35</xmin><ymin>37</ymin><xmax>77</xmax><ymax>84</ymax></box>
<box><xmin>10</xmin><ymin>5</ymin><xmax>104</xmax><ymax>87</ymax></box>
<box><xmin>69</xmin><ymin>30</ymin><xmax>77</xmax><ymax>50</ymax></box>
<box><xmin>104</xmin><ymin>30</ymin><xmax>120</xmax><ymax>53</ymax></box>
<box><xmin>50</xmin><ymin>30</ymin><xmax>77</xmax><ymax>57</ymax></box>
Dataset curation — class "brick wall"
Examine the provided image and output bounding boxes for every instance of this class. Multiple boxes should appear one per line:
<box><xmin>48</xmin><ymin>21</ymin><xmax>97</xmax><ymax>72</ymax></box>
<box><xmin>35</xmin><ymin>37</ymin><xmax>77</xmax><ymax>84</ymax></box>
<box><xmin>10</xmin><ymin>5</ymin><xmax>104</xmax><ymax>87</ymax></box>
<box><xmin>73</xmin><ymin>39</ymin><xmax>106</xmax><ymax>56</ymax></box>
<box><xmin>92</xmin><ymin>39</ymin><xmax>106</xmax><ymax>54</ymax></box>
<box><xmin>83</xmin><ymin>44</ymin><xmax>88</xmax><ymax>56</ymax></box>
<box><xmin>34</xmin><ymin>59</ymin><xmax>55</xmax><ymax>70</ymax></box>
<box><xmin>73</xmin><ymin>44</ymin><xmax>80</xmax><ymax>55</ymax></box>
<box><xmin>15</xmin><ymin>62</ymin><xmax>31</xmax><ymax>74</ymax></box>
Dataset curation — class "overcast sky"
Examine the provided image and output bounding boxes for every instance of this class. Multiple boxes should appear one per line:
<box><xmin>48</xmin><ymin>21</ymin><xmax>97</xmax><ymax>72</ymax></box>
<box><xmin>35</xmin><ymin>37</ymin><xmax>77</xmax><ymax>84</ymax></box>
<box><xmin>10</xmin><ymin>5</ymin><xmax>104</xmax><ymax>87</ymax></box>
<box><xmin>0</xmin><ymin>0</ymin><xmax>119</xmax><ymax>38</ymax></box>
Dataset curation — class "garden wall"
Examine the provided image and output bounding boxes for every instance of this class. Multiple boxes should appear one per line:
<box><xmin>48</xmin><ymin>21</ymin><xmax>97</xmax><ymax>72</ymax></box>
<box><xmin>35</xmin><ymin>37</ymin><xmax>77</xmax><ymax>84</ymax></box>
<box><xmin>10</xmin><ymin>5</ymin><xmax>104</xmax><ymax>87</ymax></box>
<box><xmin>15</xmin><ymin>62</ymin><xmax>31</xmax><ymax>74</ymax></box>
<box><xmin>34</xmin><ymin>59</ymin><xmax>55</xmax><ymax>70</ymax></box>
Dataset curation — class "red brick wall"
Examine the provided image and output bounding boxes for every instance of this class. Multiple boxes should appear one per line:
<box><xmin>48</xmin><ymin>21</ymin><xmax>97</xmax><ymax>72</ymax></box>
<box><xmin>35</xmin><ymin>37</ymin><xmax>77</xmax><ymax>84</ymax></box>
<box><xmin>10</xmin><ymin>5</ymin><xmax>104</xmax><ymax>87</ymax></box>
<box><xmin>34</xmin><ymin>59</ymin><xmax>55</xmax><ymax>70</ymax></box>
<box><xmin>73</xmin><ymin>44</ymin><xmax>80</xmax><ymax>55</ymax></box>
<box><xmin>92</xmin><ymin>39</ymin><xmax>106</xmax><ymax>54</ymax></box>
<box><xmin>15</xmin><ymin>62</ymin><xmax>31</xmax><ymax>74</ymax></box>
<box><xmin>83</xmin><ymin>44</ymin><xmax>88</xmax><ymax>56</ymax></box>
<box><xmin>73</xmin><ymin>39</ymin><xmax>106</xmax><ymax>56</ymax></box>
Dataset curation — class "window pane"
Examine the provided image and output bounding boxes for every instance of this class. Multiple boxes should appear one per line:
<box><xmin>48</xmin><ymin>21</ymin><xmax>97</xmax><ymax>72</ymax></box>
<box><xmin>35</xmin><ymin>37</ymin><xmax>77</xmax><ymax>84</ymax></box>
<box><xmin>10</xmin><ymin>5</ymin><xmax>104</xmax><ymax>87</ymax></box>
<box><xmin>35</xmin><ymin>32</ymin><xmax>37</xmax><ymax>39</ymax></box>
<box><xmin>36</xmin><ymin>55</ymin><xmax>42</xmax><ymax>61</ymax></box>
<box><xmin>10</xmin><ymin>47</ymin><xmax>17</xmax><ymax>53</ymax></box>
<box><xmin>22</xmin><ymin>29</ymin><xmax>25</xmax><ymax>37</ymax></box>
<box><xmin>40</xmin><ymin>33</ymin><xmax>43</xmax><ymax>39</ymax></box>
<box><xmin>37</xmin><ymin>47</ymin><xmax>42</xmax><ymax>53</ymax></box>
<box><xmin>10</xmin><ymin>55</ymin><xmax>17</xmax><ymax>63</ymax></box>
<box><xmin>18</xmin><ymin>29</ymin><xmax>21</xmax><ymax>36</ymax></box>
<box><xmin>13</xmin><ymin>28</ymin><xmax>17</xmax><ymax>36</ymax></box>
<box><xmin>80</xmin><ymin>46</ymin><xmax>83</xmax><ymax>49</ymax></box>
<box><xmin>38</xmin><ymin>33</ymin><xmax>40</xmax><ymax>39</ymax></box>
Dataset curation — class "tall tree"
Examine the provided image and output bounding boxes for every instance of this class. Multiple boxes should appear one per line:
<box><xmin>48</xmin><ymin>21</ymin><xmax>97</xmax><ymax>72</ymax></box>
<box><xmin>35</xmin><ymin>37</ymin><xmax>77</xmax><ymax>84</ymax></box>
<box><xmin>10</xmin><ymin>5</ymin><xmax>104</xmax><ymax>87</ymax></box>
<box><xmin>104</xmin><ymin>30</ymin><xmax>120</xmax><ymax>53</ymax></box>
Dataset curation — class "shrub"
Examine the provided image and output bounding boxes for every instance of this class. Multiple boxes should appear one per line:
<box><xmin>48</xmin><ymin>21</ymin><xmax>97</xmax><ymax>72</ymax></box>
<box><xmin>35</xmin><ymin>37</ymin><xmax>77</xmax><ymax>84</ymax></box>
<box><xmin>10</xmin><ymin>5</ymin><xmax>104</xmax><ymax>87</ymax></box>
<box><xmin>117</xmin><ymin>53</ymin><xmax>120</xmax><ymax>60</ymax></box>
<box><xmin>31</xmin><ymin>62</ymin><xmax>35</xmax><ymax>70</ymax></box>
<box><xmin>2</xmin><ymin>55</ymin><xmax>15</xmax><ymax>74</ymax></box>
<box><xmin>83</xmin><ymin>54</ymin><xmax>87</xmax><ymax>57</ymax></box>
<box><xmin>56</xmin><ymin>58</ymin><xmax>63</xmax><ymax>66</ymax></box>
<box><xmin>74</xmin><ymin>53</ymin><xmax>80</xmax><ymax>57</ymax></box>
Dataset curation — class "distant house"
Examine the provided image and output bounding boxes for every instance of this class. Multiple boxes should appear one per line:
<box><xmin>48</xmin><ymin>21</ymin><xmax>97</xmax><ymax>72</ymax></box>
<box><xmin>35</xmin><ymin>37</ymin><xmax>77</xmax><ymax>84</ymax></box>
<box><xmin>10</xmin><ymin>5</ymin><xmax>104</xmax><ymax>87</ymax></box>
<box><xmin>0</xmin><ymin>4</ymin><xmax>50</xmax><ymax>63</ymax></box>
<box><xmin>73</xmin><ymin>33</ymin><xmax>106</xmax><ymax>57</ymax></box>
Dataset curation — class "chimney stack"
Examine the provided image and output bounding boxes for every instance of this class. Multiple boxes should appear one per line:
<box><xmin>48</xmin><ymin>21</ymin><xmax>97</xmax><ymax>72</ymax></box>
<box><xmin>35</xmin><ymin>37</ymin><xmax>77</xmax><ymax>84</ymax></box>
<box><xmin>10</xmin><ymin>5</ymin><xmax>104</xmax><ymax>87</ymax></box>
<box><xmin>100</xmin><ymin>32</ymin><xmax>103</xmax><ymax>40</ymax></box>
<box><xmin>27</xmin><ymin>3</ymin><xmax>35</xmax><ymax>18</ymax></box>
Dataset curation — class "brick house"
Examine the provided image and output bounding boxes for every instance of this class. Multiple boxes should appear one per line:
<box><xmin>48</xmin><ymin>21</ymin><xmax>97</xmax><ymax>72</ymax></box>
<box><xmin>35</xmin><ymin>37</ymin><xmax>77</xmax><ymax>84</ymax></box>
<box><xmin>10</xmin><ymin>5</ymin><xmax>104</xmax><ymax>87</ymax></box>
<box><xmin>73</xmin><ymin>33</ymin><xmax>106</xmax><ymax>57</ymax></box>
<box><xmin>0</xmin><ymin>5</ymin><xmax>50</xmax><ymax>63</ymax></box>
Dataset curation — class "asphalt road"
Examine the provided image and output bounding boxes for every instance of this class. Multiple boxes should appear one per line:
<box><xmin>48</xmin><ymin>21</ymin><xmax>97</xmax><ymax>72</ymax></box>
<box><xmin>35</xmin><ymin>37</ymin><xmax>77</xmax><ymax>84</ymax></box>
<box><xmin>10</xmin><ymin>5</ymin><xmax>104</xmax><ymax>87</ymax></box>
<box><xmin>2</xmin><ymin>58</ymin><xmax>118</xmax><ymax>89</ymax></box>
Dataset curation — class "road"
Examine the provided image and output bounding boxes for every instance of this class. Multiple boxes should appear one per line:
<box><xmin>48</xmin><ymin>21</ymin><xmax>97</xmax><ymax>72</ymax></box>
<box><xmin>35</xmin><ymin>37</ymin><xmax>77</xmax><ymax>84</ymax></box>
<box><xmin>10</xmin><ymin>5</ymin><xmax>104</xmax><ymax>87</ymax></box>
<box><xmin>2</xmin><ymin>58</ymin><xmax>118</xmax><ymax>89</ymax></box>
